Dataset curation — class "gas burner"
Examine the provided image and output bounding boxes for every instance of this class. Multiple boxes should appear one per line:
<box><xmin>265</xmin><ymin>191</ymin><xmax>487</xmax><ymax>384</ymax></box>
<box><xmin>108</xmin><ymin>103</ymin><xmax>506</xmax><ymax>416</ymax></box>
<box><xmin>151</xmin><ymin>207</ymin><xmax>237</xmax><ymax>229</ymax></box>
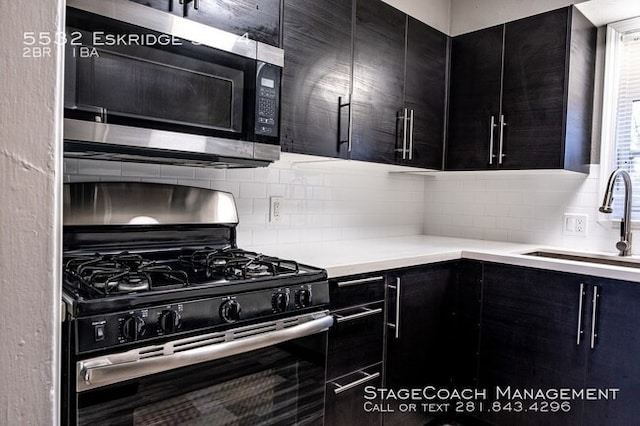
<box><xmin>223</xmin><ymin>255</ymin><xmax>300</xmax><ymax>280</ymax></box>
<box><xmin>64</xmin><ymin>253</ymin><xmax>188</xmax><ymax>295</ymax></box>
<box><xmin>179</xmin><ymin>246</ymin><xmax>239</xmax><ymax>272</ymax></box>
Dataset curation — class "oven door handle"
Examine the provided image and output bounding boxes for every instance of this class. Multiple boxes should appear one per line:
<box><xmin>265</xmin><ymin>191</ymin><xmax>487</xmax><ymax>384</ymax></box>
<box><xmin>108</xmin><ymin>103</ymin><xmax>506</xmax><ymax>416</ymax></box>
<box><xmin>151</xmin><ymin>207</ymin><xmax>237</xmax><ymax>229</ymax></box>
<box><xmin>76</xmin><ymin>313</ymin><xmax>333</xmax><ymax>392</ymax></box>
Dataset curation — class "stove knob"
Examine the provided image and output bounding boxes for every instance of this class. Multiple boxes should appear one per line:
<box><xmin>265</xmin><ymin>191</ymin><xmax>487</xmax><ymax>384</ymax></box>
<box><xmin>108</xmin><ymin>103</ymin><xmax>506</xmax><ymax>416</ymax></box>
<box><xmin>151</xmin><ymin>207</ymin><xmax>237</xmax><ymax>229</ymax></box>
<box><xmin>220</xmin><ymin>299</ymin><xmax>241</xmax><ymax>323</ymax></box>
<box><xmin>121</xmin><ymin>315</ymin><xmax>145</xmax><ymax>341</ymax></box>
<box><xmin>159</xmin><ymin>310</ymin><xmax>182</xmax><ymax>334</ymax></box>
<box><xmin>272</xmin><ymin>291</ymin><xmax>290</xmax><ymax>313</ymax></box>
<box><xmin>295</xmin><ymin>289</ymin><xmax>313</xmax><ymax>308</ymax></box>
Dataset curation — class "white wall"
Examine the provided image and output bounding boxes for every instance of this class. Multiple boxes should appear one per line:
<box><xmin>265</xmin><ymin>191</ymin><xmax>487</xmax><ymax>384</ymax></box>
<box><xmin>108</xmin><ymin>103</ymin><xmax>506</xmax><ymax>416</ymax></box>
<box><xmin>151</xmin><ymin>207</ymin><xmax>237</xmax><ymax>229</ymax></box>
<box><xmin>450</xmin><ymin>0</ymin><xmax>586</xmax><ymax>35</ymax></box>
<box><xmin>65</xmin><ymin>155</ymin><xmax>426</xmax><ymax>248</ymax></box>
<box><xmin>1</xmin><ymin>0</ymin><xmax>63</xmax><ymax>424</ymax></box>
<box><xmin>382</xmin><ymin>0</ymin><xmax>451</xmax><ymax>34</ymax></box>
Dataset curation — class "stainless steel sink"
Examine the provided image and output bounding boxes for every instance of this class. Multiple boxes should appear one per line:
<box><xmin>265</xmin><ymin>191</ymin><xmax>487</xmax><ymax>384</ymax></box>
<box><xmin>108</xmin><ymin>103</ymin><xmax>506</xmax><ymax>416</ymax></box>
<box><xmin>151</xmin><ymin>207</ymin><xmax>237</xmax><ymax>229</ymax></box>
<box><xmin>524</xmin><ymin>250</ymin><xmax>640</xmax><ymax>269</ymax></box>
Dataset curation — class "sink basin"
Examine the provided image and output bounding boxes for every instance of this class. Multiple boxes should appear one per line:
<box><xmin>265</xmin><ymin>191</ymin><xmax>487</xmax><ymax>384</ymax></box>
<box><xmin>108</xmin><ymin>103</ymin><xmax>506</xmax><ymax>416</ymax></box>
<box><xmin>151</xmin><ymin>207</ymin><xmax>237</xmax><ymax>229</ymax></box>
<box><xmin>524</xmin><ymin>250</ymin><xmax>640</xmax><ymax>269</ymax></box>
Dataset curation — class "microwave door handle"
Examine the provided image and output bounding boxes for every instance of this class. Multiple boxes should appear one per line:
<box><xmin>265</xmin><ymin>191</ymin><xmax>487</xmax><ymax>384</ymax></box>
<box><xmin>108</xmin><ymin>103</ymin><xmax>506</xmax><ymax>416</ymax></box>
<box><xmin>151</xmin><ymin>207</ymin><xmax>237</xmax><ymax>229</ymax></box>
<box><xmin>77</xmin><ymin>314</ymin><xmax>334</xmax><ymax>392</ymax></box>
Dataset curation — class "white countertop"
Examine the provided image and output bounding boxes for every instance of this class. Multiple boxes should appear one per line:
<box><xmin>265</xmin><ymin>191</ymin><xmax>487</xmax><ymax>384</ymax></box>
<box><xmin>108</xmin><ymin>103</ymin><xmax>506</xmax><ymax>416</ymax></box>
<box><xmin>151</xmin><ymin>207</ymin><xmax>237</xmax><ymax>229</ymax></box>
<box><xmin>248</xmin><ymin>235</ymin><xmax>640</xmax><ymax>283</ymax></box>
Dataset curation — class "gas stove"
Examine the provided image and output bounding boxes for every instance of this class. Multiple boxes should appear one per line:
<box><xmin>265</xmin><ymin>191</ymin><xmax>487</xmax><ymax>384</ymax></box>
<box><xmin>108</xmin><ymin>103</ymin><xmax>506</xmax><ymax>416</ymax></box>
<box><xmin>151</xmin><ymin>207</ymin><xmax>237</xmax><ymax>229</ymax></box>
<box><xmin>61</xmin><ymin>182</ymin><xmax>329</xmax><ymax>353</ymax></box>
<box><xmin>61</xmin><ymin>182</ymin><xmax>333</xmax><ymax>426</ymax></box>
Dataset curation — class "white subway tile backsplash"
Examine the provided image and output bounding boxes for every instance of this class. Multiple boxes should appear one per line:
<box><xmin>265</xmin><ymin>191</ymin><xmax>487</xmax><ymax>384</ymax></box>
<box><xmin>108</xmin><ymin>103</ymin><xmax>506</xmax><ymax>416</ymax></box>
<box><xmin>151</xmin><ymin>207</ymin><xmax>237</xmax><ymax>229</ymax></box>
<box><xmin>121</xmin><ymin>162</ymin><xmax>161</xmax><ymax>177</ymax></box>
<box><xmin>160</xmin><ymin>164</ymin><xmax>195</xmax><ymax>179</ymax></box>
<box><xmin>78</xmin><ymin>159</ymin><xmax>122</xmax><ymax>176</ymax></box>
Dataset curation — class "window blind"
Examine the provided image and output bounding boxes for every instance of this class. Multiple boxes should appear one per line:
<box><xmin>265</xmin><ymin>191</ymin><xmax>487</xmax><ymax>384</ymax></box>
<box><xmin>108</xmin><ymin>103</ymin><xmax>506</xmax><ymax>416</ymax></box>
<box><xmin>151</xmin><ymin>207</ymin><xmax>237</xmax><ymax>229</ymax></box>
<box><xmin>612</xmin><ymin>30</ymin><xmax>640</xmax><ymax>219</ymax></box>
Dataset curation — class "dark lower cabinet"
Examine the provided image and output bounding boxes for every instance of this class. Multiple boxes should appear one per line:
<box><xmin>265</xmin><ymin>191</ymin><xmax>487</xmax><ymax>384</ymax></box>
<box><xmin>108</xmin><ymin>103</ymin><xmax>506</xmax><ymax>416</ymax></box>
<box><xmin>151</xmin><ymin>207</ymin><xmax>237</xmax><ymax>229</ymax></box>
<box><xmin>384</xmin><ymin>262</ymin><xmax>457</xmax><ymax>426</ymax></box>
<box><xmin>479</xmin><ymin>263</ymin><xmax>586</xmax><ymax>426</ymax></box>
<box><xmin>582</xmin><ymin>278</ymin><xmax>640</xmax><ymax>426</ymax></box>
<box><xmin>325</xmin><ymin>365</ymin><xmax>383</xmax><ymax>426</ymax></box>
<box><xmin>478</xmin><ymin>262</ymin><xmax>640</xmax><ymax>426</ymax></box>
<box><xmin>326</xmin><ymin>274</ymin><xmax>386</xmax><ymax>426</ymax></box>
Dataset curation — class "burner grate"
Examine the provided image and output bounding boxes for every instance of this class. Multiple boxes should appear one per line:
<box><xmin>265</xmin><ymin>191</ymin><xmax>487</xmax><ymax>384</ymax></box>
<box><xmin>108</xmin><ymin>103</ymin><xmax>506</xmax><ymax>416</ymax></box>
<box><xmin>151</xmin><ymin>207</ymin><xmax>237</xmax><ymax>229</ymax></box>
<box><xmin>64</xmin><ymin>252</ymin><xmax>188</xmax><ymax>295</ymax></box>
<box><xmin>178</xmin><ymin>247</ymin><xmax>300</xmax><ymax>280</ymax></box>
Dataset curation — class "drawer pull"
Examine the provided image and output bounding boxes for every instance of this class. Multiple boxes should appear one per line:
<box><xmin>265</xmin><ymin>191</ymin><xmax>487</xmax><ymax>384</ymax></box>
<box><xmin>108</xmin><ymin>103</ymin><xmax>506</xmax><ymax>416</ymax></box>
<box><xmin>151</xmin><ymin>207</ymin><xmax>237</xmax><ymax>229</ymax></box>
<box><xmin>334</xmin><ymin>307</ymin><xmax>382</xmax><ymax>323</ymax></box>
<box><xmin>336</xmin><ymin>276</ymin><xmax>384</xmax><ymax>287</ymax></box>
<box><xmin>332</xmin><ymin>371</ymin><xmax>381</xmax><ymax>395</ymax></box>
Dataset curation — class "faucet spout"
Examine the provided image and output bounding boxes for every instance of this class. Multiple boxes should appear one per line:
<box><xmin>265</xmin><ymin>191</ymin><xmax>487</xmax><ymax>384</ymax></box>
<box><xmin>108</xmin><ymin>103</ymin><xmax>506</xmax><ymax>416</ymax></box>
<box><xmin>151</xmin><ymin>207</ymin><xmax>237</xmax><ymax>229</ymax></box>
<box><xmin>599</xmin><ymin>168</ymin><xmax>633</xmax><ymax>256</ymax></box>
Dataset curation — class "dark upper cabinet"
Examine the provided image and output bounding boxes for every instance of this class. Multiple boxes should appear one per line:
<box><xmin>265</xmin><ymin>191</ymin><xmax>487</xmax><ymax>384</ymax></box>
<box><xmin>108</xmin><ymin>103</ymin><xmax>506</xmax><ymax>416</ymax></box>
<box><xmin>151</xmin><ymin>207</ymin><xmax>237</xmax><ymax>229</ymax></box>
<box><xmin>129</xmin><ymin>0</ymin><xmax>281</xmax><ymax>46</ymax></box>
<box><xmin>446</xmin><ymin>7</ymin><xmax>596</xmax><ymax>172</ymax></box>
<box><xmin>280</xmin><ymin>0</ymin><xmax>352</xmax><ymax>158</ymax></box>
<box><xmin>350</xmin><ymin>0</ymin><xmax>406</xmax><ymax>165</ymax></box>
<box><xmin>282</xmin><ymin>0</ymin><xmax>448</xmax><ymax>168</ymax></box>
<box><xmin>403</xmin><ymin>17</ymin><xmax>448</xmax><ymax>169</ymax></box>
<box><xmin>352</xmin><ymin>0</ymin><xmax>448</xmax><ymax>168</ymax></box>
<box><xmin>446</xmin><ymin>25</ymin><xmax>503</xmax><ymax>170</ymax></box>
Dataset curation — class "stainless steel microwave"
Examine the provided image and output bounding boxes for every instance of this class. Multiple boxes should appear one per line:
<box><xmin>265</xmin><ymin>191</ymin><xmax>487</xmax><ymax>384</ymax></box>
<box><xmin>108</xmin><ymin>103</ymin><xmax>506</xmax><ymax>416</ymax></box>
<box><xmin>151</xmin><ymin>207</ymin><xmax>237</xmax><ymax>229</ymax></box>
<box><xmin>63</xmin><ymin>0</ymin><xmax>283</xmax><ymax>168</ymax></box>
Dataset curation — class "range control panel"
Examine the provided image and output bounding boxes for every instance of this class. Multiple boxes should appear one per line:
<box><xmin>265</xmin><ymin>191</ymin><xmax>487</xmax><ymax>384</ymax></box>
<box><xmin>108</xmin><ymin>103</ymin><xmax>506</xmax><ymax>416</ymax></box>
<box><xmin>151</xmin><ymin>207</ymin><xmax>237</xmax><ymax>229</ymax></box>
<box><xmin>75</xmin><ymin>282</ymin><xmax>327</xmax><ymax>354</ymax></box>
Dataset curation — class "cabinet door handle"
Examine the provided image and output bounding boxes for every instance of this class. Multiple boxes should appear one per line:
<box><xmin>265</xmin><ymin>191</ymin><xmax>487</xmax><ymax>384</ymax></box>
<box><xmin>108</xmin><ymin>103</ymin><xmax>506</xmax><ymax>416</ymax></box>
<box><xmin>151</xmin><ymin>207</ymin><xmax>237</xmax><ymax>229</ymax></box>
<box><xmin>332</xmin><ymin>371</ymin><xmax>381</xmax><ymax>395</ymax></box>
<box><xmin>408</xmin><ymin>109</ymin><xmax>414</xmax><ymax>160</ymax></box>
<box><xmin>590</xmin><ymin>286</ymin><xmax>600</xmax><ymax>349</ymax></box>
<box><xmin>489</xmin><ymin>115</ymin><xmax>497</xmax><ymax>165</ymax></box>
<box><xmin>338</xmin><ymin>96</ymin><xmax>353</xmax><ymax>153</ymax></box>
<box><xmin>498</xmin><ymin>114</ymin><xmax>507</xmax><ymax>165</ymax></box>
<box><xmin>387</xmin><ymin>277</ymin><xmax>401</xmax><ymax>339</ymax></box>
<box><xmin>395</xmin><ymin>109</ymin><xmax>409</xmax><ymax>160</ymax></box>
<box><xmin>334</xmin><ymin>307</ymin><xmax>383</xmax><ymax>323</ymax></box>
<box><xmin>576</xmin><ymin>283</ymin><xmax>586</xmax><ymax>345</ymax></box>
<box><xmin>336</xmin><ymin>276</ymin><xmax>384</xmax><ymax>288</ymax></box>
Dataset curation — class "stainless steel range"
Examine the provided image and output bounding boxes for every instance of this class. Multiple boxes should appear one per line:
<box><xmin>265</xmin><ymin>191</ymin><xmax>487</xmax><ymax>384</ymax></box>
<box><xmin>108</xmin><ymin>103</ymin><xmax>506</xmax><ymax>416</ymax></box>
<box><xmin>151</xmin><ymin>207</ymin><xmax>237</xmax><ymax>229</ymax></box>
<box><xmin>61</xmin><ymin>182</ymin><xmax>332</xmax><ymax>426</ymax></box>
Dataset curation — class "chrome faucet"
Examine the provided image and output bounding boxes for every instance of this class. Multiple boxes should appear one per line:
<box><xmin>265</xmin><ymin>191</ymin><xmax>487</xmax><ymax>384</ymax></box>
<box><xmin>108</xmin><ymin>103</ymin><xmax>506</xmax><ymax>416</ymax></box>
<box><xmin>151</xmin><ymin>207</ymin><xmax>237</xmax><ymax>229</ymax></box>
<box><xmin>599</xmin><ymin>168</ymin><xmax>633</xmax><ymax>256</ymax></box>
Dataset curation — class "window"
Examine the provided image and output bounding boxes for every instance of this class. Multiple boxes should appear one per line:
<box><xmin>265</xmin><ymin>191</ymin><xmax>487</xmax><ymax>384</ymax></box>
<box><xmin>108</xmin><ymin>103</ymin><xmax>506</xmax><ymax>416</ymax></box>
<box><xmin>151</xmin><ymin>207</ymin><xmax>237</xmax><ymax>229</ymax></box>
<box><xmin>601</xmin><ymin>18</ymin><xmax>640</xmax><ymax>220</ymax></box>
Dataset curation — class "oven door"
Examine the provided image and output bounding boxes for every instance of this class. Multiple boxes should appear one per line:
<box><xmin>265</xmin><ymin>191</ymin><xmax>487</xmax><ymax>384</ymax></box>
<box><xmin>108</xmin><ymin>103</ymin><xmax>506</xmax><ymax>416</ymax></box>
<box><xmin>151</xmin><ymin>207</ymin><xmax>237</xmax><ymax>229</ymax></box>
<box><xmin>69</xmin><ymin>313</ymin><xmax>332</xmax><ymax>426</ymax></box>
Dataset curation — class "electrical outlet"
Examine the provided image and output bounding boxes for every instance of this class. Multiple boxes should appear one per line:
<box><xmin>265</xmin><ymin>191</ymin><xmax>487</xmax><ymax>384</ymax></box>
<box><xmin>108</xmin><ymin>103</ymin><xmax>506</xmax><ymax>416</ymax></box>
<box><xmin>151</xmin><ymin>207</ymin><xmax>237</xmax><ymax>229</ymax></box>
<box><xmin>269</xmin><ymin>197</ymin><xmax>282</xmax><ymax>223</ymax></box>
<box><xmin>563</xmin><ymin>213</ymin><xmax>588</xmax><ymax>236</ymax></box>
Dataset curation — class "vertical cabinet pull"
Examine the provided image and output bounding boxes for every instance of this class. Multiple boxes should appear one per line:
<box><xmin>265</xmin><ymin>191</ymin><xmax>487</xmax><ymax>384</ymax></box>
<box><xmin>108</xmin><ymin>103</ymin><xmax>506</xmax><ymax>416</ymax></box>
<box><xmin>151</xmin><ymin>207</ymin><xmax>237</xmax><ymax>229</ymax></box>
<box><xmin>396</xmin><ymin>109</ymin><xmax>409</xmax><ymax>159</ymax></box>
<box><xmin>498</xmin><ymin>114</ymin><xmax>507</xmax><ymax>164</ymax></box>
<box><xmin>395</xmin><ymin>109</ymin><xmax>415</xmax><ymax>160</ymax></box>
<box><xmin>338</xmin><ymin>96</ymin><xmax>353</xmax><ymax>153</ymax></box>
<box><xmin>408</xmin><ymin>109</ymin><xmax>414</xmax><ymax>160</ymax></box>
<box><xmin>576</xmin><ymin>283</ymin><xmax>586</xmax><ymax>345</ymax></box>
<box><xmin>489</xmin><ymin>115</ymin><xmax>496</xmax><ymax>165</ymax></box>
<box><xmin>590</xmin><ymin>286</ymin><xmax>600</xmax><ymax>349</ymax></box>
<box><xmin>387</xmin><ymin>277</ymin><xmax>401</xmax><ymax>339</ymax></box>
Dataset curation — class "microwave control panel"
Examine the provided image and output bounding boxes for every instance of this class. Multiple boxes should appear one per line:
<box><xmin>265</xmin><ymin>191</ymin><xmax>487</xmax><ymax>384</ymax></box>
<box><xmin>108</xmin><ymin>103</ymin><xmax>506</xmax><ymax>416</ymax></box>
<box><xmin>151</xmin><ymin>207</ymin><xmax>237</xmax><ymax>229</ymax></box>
<box><xmin>255</xmin><ymin>62</ymin><xmax>281</xmax><ymax>138</ymax></box>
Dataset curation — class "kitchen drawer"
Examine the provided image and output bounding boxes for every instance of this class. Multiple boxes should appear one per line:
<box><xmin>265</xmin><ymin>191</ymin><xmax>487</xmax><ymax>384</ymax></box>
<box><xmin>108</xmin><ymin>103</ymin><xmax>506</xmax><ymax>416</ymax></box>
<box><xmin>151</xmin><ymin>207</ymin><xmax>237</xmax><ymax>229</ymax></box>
<box><xmin>325</xmin><ymin>364</ymin><xmax>382</xmax><ymax>426</ymax></box>
<box><xmin>327</xmin><ymin>301</ymin><xmax>384</xmax><ymax>380</ymax></box>
<box><xmin>330</xmin><ymin>274</ymin><xmax>385</xmax><ymax>310</ymax></box>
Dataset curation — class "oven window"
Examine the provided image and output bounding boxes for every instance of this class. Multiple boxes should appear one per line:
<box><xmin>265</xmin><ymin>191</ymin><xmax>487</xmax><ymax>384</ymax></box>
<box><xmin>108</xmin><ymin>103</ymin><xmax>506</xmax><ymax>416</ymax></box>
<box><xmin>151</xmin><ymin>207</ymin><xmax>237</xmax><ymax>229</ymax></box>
<box><xmin>75</xmin><ymin>334</ymin><xmax>327</xmax><ymax>426</ymax></box>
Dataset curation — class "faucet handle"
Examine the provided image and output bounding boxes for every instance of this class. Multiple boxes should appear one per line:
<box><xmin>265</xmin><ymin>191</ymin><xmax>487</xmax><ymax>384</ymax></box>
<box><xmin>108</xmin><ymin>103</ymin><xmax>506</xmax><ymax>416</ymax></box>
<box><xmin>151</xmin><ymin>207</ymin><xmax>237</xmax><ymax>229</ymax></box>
<box><xmin>616</xmin><ymin>240</ymin><xmax>631</xmax><ymax>256</ymax></box>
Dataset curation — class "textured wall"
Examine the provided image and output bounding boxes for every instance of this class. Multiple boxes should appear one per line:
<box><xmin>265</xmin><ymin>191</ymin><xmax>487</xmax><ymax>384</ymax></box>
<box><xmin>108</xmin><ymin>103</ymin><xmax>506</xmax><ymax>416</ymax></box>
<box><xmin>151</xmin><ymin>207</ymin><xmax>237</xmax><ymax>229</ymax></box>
<box><xmin>0</xmin><ymin>0</ymin><xmax>63</xmax><ymax>424</ymax></box>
